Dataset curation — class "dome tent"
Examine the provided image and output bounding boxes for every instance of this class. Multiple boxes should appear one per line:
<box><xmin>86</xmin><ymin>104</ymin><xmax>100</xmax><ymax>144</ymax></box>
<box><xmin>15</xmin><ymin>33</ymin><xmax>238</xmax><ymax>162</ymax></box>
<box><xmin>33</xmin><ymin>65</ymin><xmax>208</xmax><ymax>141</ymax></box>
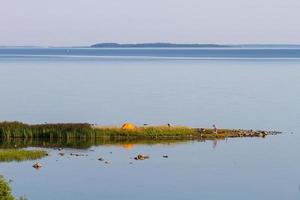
<box><xmin>121</xmin><ymin>123</ymin><xmax>136</xmax><ymax>131</ymax></box>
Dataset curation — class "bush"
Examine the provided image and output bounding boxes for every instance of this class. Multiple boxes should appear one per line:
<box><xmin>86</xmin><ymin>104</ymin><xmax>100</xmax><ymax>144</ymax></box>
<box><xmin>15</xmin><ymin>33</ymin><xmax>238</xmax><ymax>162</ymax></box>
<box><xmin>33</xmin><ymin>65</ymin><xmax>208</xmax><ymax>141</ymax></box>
<box><xmin>0</xmin><ymin>176</ymin><xmax>15</xmax><ymax>200</ymax></box>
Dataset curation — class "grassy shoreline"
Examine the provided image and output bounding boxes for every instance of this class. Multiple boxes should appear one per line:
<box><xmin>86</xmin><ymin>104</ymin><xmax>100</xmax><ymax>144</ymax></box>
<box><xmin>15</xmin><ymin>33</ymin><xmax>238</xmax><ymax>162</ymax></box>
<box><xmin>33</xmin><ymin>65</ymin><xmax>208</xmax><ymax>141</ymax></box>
<box><xmin>0</xmin><ymin>121</ymin><xmax>276</xmax><ymax>140</ymax></box>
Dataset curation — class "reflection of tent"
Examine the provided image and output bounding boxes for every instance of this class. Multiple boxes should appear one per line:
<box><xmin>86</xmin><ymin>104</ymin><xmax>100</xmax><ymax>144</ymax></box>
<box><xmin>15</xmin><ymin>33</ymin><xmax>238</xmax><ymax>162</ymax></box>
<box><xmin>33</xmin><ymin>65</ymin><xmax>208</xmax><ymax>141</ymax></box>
<box><xmin>121</xmin><ymin>123</ymin><xmax>136</xmax><ymax>131</ymax></box>
<box><xmin>123</xmin><ymin>144</ymin><xmax>134</xmax><ymax>150</ymax></box>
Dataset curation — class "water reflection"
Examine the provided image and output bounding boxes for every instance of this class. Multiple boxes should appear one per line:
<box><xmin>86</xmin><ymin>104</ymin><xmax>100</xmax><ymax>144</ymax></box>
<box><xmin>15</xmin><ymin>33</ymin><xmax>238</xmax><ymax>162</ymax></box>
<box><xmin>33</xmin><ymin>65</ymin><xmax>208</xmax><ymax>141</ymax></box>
<box><xmin>212</xmin><ymin>140</ymin><xmax>218</xmax><ymax>149</ymax></box>
<box><xmin>0</xmin><ymin>137</ymin><xmax>230</xmax><ymax>149</ymax></box>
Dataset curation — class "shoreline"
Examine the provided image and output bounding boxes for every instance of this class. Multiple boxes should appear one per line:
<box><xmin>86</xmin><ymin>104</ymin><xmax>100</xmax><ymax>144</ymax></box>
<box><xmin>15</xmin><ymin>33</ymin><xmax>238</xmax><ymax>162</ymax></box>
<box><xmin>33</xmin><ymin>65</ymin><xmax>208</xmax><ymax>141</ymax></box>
<box><xmin>0</xmin><ymin>121</ymin><xmax>281</xmax><ymax>140</ymax></box>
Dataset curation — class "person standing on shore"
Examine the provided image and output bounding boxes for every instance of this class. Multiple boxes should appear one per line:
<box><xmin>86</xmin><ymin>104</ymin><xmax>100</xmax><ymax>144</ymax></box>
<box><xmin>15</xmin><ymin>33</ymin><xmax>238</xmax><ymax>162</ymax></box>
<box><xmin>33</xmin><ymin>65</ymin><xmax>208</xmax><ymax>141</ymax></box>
<box><xmin>213</xmin><ymin>124</ymin><xmax>218</xmax><ymax>134</ymax></box>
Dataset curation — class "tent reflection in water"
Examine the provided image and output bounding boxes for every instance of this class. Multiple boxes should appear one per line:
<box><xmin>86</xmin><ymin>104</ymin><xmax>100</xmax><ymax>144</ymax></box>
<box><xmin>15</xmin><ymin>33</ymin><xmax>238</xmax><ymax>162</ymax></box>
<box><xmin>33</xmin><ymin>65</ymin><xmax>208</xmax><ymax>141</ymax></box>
<box><xmin>121</xmin><ymin>123</ymin><xmax>136</xmax><ymax>131</ymax></box>
<box><xmin>123</xmin><ymin>144</ymin><xmax>134</xmax><ymax>150</ymax></box>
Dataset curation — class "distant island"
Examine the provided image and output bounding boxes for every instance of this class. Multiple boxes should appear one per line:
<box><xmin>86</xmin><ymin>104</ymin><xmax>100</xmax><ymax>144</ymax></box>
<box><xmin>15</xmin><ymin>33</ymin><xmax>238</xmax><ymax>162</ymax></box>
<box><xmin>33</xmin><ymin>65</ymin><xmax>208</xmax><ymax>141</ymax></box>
<box><xmin>91</xmin><ymin>43</ymin><xmax>232</xmax><ymax>48</ymax></box>
<box><xmin>1</xmin><ymin>44</ymin><xmax>300</xmax><ymax>49</ymax></box>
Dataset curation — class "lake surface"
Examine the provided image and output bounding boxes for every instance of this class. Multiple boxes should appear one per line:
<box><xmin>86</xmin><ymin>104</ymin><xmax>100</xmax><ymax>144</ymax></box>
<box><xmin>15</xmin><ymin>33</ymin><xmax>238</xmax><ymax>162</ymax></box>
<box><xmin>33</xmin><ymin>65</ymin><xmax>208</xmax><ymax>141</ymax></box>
<box><xmin>0</xmin><ymin>48</ymin><xmax>300</xmax><ymax>199</ymax></box>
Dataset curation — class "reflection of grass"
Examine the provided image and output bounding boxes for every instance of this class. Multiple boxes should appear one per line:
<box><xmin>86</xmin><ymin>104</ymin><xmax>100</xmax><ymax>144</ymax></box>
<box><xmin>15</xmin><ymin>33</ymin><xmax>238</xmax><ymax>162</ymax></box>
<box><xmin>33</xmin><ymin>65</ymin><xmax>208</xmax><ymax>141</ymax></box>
<box><xmin>0</xmin><ymin>149</ymin><xmax>47</xmax><ymax>162</ymax></box>
<box><xmin>0</xmin><ymin>137</ymin><xmax>198</xmax><ymax>149</ymax></box>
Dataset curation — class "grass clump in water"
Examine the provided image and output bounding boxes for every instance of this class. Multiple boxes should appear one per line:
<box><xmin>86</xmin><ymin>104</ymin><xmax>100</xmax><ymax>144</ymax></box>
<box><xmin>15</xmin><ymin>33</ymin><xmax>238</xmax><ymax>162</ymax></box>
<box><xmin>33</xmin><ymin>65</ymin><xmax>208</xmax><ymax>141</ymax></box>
<box><xmin>0</xmin><ymin>149</ymin><xmax>47</xmax><ymax>162</ymax></box>
<box><xmin>0</xmin><ymin>176</ymin><xmax>15</xmax><ymax>200</ymax></box>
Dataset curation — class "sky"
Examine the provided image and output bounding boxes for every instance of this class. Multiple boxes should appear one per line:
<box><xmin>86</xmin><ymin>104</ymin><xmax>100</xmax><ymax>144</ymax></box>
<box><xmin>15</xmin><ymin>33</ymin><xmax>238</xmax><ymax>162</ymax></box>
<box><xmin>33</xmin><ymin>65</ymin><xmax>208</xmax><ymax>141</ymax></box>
<box><xmin>0</xmin><ymin>0</ymin><xmax>300</xmax><ymax>46</ymax></box>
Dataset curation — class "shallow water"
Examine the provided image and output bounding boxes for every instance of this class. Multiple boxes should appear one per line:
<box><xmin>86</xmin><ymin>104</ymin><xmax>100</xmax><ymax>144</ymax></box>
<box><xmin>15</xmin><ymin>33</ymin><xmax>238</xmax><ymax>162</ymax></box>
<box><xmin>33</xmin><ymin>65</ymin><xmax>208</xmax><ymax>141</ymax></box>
<box><xmin>0</xmin><ymin>48</ymin><xmax>300</xmax><ymax>199</ymax></box>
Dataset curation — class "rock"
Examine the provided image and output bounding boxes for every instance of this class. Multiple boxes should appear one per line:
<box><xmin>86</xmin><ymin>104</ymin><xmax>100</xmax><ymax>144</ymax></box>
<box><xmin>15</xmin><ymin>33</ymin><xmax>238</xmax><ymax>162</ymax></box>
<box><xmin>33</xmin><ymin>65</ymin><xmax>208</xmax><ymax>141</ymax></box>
<box><xmin>134</xmin><ymin>154</ymin><xmax>150</xmax><ymax>160</ymax></box>
<box><xmin>33</xmin><ymin>162</ymin><xmax>43</xmax><ymax>169</ymax></box>
<box><xmin>98</xmin><ymin>158</ymin><xmax>104</xmax><ymax>161</ymax></box>
<box><xmin>70</xmin><ymin>153</ymin><xmax>84</xmax><ymax>157</ymax></box>
<box><xmin>163</xmin><ymin>155</ymin><xmax>168</xmax><ymax>158</ymax></box>
<box><xmin>59</xmin><ymin>153</ymin><xmax>64</xmax><ymax>156</ymax></box>
<box><xmin>104</xmin><ymin>161</ymin><xmax>111</xmax><ymax>164</ymax></box>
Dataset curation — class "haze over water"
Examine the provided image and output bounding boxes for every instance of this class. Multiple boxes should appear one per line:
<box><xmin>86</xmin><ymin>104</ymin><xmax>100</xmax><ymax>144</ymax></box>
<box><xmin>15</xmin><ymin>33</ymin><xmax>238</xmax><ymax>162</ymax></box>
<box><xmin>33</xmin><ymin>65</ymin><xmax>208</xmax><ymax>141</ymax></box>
<box><xmin>0</xmin><ymin>48</ymin><xmax>300</xmax><ymax>199</ymax></box>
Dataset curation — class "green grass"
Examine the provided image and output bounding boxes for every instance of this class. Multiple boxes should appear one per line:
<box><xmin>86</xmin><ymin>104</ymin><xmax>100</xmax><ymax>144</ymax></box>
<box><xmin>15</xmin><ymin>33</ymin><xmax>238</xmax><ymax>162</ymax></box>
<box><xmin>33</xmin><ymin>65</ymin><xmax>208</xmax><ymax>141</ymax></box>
<box><xmin>0</xmin><ymin>121</ymin><xmax>268</xmax><ymax>140</ymax></box>
<box><xmin>0</xmin><ymin>149</ymin><xmax>47</xmax><ymax>162</ymax></box>
<box><xmin>0</xmin><ymin>176</ymin><xmax>28</xmax><ymax>200</ymax></box>
<box><xmin>92</xmin><ymin>126</ymin><xmax>251</xmax><ymax>139</ymax></box>
<box><xmin>0</xmin><ymin>176</ymin><xmax>15</xmax><ymax>200</ymax></box>
<box><xmin>0</xmin><ymin>121</ymin><xmax>93</xmax><ymax>139</ymax></box>
<box><xmin>94</xmin><ymin>126</ymin><xmax>199</xmax><ymax>138</ymax></box>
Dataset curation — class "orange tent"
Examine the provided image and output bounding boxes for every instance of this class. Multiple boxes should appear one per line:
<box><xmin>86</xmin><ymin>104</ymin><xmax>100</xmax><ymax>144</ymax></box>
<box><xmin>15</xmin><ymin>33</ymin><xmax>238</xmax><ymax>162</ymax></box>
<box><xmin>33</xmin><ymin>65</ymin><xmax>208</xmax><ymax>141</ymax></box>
<box><xmin>121</xmin><ymin>123</ymin><xmax>136</xmax><ymax>131</ymax></box>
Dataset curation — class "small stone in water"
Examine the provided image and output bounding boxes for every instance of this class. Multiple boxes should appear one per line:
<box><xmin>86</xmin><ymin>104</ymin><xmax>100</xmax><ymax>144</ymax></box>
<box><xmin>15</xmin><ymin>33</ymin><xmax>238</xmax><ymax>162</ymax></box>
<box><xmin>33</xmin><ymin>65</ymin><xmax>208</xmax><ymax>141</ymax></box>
<box><xmin>134</xmin><ymin>154</ymin><xmax>150</xmax><ymax>160</ymax></box>
<box><xmin>33</xmin><ymin>162</ymin><xmax>43</xmax><ymax>169</ymax></box>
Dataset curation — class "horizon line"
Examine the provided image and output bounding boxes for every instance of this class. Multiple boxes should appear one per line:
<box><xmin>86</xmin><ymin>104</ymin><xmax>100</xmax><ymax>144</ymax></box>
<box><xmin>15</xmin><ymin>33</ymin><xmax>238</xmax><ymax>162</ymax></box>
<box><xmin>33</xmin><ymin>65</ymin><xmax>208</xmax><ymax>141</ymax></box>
<box><xmin>1</xmin><ymin>43</ymin><xmax>300</xmax><ymax>48</ymax></box>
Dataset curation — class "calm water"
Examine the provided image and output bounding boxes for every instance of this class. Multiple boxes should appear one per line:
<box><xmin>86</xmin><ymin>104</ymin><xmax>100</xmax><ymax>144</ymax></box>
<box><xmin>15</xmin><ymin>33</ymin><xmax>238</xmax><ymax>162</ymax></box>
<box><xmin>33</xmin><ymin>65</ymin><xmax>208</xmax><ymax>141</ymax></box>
<box><xmin>0</xmin><ymin>48</ymin><xmax>300</xmax><ymax>199</ymax></box>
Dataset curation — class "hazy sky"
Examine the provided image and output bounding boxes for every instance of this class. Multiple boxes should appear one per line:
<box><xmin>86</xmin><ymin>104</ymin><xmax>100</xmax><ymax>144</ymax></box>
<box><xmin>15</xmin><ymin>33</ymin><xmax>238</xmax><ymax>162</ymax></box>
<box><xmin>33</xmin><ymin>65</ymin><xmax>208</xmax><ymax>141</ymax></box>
<box><xmin>1</xmin><ymin>0</ymin><xmax>300</xmax><ymax>46</ymax></box>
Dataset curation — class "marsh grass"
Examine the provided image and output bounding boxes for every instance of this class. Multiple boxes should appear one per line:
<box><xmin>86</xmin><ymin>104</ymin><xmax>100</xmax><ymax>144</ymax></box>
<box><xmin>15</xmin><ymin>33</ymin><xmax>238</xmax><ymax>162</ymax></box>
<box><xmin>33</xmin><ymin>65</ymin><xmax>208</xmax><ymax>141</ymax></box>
<box><xmin>0</xmin><ymin>176</ymin><xmax>14</xmax><ymax>200</ymax></box>
<box><xmin>0</xmin><ymin>121</ymin><xmax>94</xmax><ymax>139</ymax></box>
<box><xmin>0</xmin><ymin>149</ymin><xmax>47</xmax><ymax>162</ymax></box>
<box><xmin>94</xmin><ymin>126</ymin><xmax>199</xmax><ymax>138</ymax></box>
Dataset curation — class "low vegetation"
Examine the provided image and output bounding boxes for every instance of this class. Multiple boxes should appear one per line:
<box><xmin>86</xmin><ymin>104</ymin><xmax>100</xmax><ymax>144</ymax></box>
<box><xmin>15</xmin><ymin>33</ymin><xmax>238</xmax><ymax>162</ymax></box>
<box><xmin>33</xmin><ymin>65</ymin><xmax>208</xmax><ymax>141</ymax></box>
<box><xmin>0</xmin><ymin>121</ymin><xmax>93</xmax><ymax>139</ymax></box>
<box><xmin>0</xmin><ymin>176</ymin><xmax>14</xmax><ymax>200</ymax></box>
<box><xmin>0</xmin><ymin>149</ymin><xmax>47</xmax><ymax>162</ymax></box>
<box><xmin>0</xmin><ymin>121</ymin><xmax>270</xmax><ymax>140</ymax></box>
<box><xmin>0</xmin><ymin>176</ymin><xmax>28</xmax><ymax>200</ymax></box>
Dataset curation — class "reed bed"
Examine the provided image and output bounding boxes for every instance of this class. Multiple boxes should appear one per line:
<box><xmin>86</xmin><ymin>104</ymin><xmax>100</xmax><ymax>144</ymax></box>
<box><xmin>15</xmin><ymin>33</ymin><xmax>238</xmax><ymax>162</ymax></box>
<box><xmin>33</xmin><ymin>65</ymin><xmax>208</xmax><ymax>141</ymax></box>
<box><xmin>0</xmin><ymin>121</ymin><xmax>94</xmax><ymax>139</ymax></box>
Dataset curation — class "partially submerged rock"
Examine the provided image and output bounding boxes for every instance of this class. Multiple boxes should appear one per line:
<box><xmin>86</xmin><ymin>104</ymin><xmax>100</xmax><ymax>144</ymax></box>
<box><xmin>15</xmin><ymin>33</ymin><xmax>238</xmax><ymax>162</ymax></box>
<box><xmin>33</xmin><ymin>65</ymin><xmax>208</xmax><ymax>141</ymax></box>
<box><xmin>134</xmin><ymin>154</ymin><xmax>150</xmax><ymax>160</ymax></box>
<box><xmin>70</xmin><ymin>153</ymin><xmax>85</xmax><ymax>157</ymax></box>
<box><xmin>104</xmin><ymin>161</ymin><xmax>112</xmax><ymax>164</ymax></box>
<box><xmin>32</xmin><ymin>162</ymin><xmax>43</xmax><ymax>169</ymax></box>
